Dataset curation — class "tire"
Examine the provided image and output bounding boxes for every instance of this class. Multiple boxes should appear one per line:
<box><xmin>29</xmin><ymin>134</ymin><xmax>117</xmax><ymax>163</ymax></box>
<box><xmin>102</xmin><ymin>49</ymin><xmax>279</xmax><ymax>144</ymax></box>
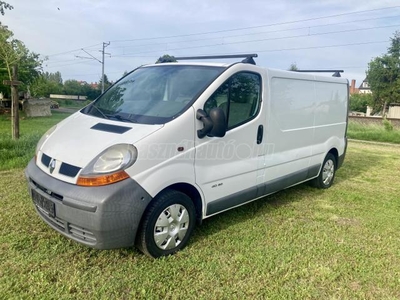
<box><xmin>136</xmin><ymin>189</ymin><xmax>196</xmax><ymax>258</ymax></box>
<box><xmin>311</xmin><ymin>153</ymin><xmax>337</xmax><ymax>189</ymax></box>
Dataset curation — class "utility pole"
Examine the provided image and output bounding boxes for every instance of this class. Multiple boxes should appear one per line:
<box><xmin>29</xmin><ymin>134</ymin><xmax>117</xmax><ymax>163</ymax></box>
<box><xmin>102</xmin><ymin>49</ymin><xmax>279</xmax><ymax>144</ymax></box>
<box><xmin>75</xmin><ymin>41</ymin><xmax>110</xmax><ymax>93</ymax></box>
<box><xmin>101</xmin><ymin>42</ymin><xmax>110</xmax><ymax>93</ymax></box>
<box><xmin>3</xmin><ymin>65</ymin><xmax>22</xmax><ymax>140</ymax></box>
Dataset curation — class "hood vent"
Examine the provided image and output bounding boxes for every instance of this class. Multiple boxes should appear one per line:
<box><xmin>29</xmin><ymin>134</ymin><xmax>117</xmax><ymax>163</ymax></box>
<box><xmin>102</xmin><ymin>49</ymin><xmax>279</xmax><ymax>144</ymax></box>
<box><xmin>91</xmin><ymin>123</ymin><xmax>132</xmax><ymax>134</ymax></box>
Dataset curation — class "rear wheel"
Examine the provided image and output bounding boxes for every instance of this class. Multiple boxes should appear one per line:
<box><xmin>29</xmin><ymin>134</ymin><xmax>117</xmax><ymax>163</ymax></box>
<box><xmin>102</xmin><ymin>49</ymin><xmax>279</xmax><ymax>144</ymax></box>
<box><xmin>136</xmin><ymin>189</ymin><xmax>196</xmax><ymax>258</ymax></box>
<box><xmin>311</xmin><ymin>153</ymin><xmax>337</xmax><ymax>189</ymax></box>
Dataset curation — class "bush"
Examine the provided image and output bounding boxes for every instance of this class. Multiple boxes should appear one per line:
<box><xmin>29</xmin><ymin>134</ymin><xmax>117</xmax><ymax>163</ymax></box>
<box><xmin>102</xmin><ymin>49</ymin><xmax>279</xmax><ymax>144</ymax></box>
<box><xmin>383</xmin><ymin>118</ymin><xmax>393</xmax><ymax>131</ymax></box>
<box><xmin>349</xmin><ymin>94</ymin><xmax>373</xmax><ymax>113</ymax></box>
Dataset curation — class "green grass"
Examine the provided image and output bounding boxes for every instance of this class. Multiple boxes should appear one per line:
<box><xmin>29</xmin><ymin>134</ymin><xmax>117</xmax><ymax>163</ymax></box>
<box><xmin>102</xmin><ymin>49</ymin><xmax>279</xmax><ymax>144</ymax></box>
<box><xmin>1</xmin><ymin>141</ymin><xmax>400</xmax><ymax>299</ymax></box>
<box><xmin>347</xmin><ymin>120</ymin><xmax>400</xmax><ymax>144</ymax></box>
<box><xmin>0</xmin><ymin>112</ymin><xmax>71</xmax><ymax>170</ymax></box>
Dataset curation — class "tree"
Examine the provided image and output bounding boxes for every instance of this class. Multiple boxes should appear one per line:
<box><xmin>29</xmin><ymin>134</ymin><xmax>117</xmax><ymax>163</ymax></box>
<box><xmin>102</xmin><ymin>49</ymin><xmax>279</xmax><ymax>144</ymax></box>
<box><xmin>349</xmin><ymin>93</ymin><xmax>372</xmax><ymax>113</ymax></box>
<box><xmin>0</xmin><ymin>24</ymin><xmax>25</xmax><ymax>83</ymax></box>
<box><xmin>60</xmin><ymin>79</ymin><xmax>99</xmax><ymax>100</ymax></box>
<box><xmin>156</xmin><ymin>54</ymin><xmax>176</xmax><ymax>63</ymax></box>
<box><xmin>30</xmin><ymin>72</ymin><xmax>63</xmax><ymax>97</ymax></box>
<box><xmin>98</xmin><ymin>73</ymin><xmax>111</xmax><ymax>91</ymax></box>
<box><xmin>63</xmin><ymin>79</ymin><xmax>84</xmax><ymax>95</ymax></box>
<box><xmin>0</xmin><ymin>1</ymin><xmax>13</xmax><ymax>15</ymax></box>
<box><xmin>81</xmin><ymin>83</ymin><xmax>101</xmax><ymax>100</ymax></box>
<box><xmin>0</xmin><ymin>23</ymin><xmax>42</xmax><ymax>97</ymax></box>
<box><xmin>43</xmin><ymin>71</ymin><xmax>63</xmax><ymax>85</ymax></box>
<box><xmin>367</xmin><ymin>31</ymin><xmax>400</xmax><ymax>114</ymax></box>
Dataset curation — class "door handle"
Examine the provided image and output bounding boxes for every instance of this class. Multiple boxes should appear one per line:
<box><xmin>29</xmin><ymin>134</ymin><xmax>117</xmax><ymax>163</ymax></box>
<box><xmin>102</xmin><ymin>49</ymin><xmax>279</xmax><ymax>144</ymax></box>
<box><xmin>257</xmin><ymin>125</ymin><xmax>263</xmax><ymax>144</ymax></box>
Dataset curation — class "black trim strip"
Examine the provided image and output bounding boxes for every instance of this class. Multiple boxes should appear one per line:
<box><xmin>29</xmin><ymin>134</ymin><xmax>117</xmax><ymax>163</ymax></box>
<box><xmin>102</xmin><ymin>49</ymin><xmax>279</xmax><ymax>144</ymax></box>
<box><xmin>59</xmin><ymin>162</ymin><xmax>81</xmax><ymax>178</ymax></box>
<box><xmin>206</xmin><ymin>164</ymin><xmax>321</xmax><ymax>216</ymax></box>
<box><xmin>63</xmin><ymin>199</ymin><xmax>97</xmax><ymax>212</ymax></box>
<box><xmin>307</xmin><ymin>164</ymin><xmax>321</xmax><ymax>179</ymax></box>
<box><xmin>207</xmin><ymin>185</ymin><xmax>258</xmax><ymax>216</ymax></box>
<box><xmin>91</xmin><ymin>123</ymin><xmax>132</xmax><ymax>134</ymax></box>
<box><xmin>41</xmin><ymin>153</ymin><xmax>51</xmax><ymax>167</ymax></box>
<box><xmin>338</xmin><ymin>150</ymin><xmax>346</xmax><ymax>169</ymax></box>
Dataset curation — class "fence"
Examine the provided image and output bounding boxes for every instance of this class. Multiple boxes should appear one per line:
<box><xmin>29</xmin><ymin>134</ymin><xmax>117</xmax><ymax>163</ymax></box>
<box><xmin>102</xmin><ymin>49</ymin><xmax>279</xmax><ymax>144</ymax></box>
<box><xmin>349</xmin><ymin>116</ymin><xmax>400</xmax><ymax>129</ymax></box>
<box><xmin>50</xmin><ymin>94</ymin><xmax>87</xmax><ymax>101</ymax></box>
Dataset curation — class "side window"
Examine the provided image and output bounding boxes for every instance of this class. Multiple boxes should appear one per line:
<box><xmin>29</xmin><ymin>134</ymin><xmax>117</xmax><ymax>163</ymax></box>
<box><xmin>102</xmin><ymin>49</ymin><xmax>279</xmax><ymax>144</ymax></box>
<box><xmin>204</xmin><ymin>72</ymin><xmax>261</xmax><ymax>129</ymax></box>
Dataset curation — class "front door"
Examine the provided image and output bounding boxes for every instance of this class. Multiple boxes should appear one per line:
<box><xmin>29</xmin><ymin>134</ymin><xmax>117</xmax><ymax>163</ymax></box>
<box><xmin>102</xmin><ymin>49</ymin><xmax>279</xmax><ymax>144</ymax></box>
<box><xmin>194</xmin><ymin>71</ymin><xmax>264</xmax><ymax>216</ymax></box>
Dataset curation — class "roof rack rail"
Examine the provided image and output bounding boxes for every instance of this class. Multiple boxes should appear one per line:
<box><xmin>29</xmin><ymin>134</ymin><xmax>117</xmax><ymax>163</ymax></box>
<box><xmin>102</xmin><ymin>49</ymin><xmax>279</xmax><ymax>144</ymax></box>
<box><xmin>174</xmin><ymin>54</ymin><xmax>258</xmax><ymax>65</ymax></box>
<box><xmin>293</xmin><ymin>69</ymin><xmax>344</xmax><ymax>77</ymax></box>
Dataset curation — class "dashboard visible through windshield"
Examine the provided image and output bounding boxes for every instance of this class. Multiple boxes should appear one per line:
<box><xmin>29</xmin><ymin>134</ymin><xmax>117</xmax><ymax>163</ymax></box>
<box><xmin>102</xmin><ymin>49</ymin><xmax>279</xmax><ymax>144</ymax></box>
<box><xmin>82</xmin><ymin>65</ymin><xmax>225</xmax><ymax>124</ymax></box>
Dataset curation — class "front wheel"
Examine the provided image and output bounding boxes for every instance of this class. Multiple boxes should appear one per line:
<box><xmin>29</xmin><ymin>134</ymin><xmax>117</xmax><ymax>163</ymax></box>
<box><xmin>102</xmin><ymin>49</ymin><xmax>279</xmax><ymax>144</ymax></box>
<box><xmin>311</xmin><ymin>153</ymin><xmax>337</xmax><ymax>189</ymax></box>
<box><xmin>136</xmin><ymin>189</ymin><xmax>196</xmax><ymax>258</ymax></box>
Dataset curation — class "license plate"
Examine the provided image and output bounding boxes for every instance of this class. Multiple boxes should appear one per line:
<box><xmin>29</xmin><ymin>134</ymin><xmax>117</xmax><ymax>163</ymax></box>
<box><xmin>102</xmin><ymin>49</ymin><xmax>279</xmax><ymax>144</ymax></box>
<box><xmin>32</xmin><ymin>189</ymin><xmax>56</xmax><ymax>218</ymax></box>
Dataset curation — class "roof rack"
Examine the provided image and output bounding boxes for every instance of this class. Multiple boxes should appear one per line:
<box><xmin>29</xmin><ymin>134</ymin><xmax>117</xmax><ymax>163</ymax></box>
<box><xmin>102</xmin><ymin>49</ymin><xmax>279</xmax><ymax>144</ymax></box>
<box><xmin>174</xmin><ymin>54</ymin><xmax>258</xmax><ymax>65</ymax></box>
<box><xmin>293</xmin><ymin>69</ymin><xmax>344</xmax><ymax>77</ymax></box>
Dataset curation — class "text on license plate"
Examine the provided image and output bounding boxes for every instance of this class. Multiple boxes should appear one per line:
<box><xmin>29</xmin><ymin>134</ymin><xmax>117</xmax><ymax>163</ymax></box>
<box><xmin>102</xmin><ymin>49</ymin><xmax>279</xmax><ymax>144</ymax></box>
<box><xmin>32</xmin><ymin>189</ymin><xmax>56</xmax><ymax>218</ymax></box>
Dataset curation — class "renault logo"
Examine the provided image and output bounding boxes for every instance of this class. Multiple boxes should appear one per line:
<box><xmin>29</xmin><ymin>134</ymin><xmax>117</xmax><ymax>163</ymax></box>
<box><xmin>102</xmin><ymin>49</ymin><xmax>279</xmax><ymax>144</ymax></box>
<box><xmin>49</xmin><ymin>158</ymin><xmax>56</xmax><ymax>174</ymax></box>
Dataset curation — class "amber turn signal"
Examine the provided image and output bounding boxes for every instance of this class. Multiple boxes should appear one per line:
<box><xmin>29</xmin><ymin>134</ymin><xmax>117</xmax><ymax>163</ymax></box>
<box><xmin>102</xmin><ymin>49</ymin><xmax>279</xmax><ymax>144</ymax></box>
<box><xmin>77</xmin><ymin>170</ymin><xmax>130</xmax><ymax>186</ymax></box>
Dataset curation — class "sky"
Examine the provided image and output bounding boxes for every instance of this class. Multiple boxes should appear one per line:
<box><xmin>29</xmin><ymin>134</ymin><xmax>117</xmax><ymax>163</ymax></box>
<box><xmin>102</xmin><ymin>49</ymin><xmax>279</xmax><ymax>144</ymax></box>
<box><xmin>2</xmin><ymin>0</ymin><xmax>400</xmax><ymax>86</ymax></box>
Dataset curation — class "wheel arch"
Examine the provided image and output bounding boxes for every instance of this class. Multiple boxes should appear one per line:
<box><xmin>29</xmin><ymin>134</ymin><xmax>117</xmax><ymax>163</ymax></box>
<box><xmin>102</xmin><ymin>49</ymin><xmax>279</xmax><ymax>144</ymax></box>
<box><xmin>328</xmin><ymin>147</ymin><xmax>339</xmax><ymax>164</ymax></box>
<box><xmin>140</xmin><ymin>183</ymin><xmax>204</xmax><ymax>226</ymax></box>
<box><xmin>311</xmin><ymin>149</ymin><xmax>338</xmax><ymax>189</ymax></box>
<box><xmin>315</xmin><ymin>148</ymin><xmax>339</xmax><ymax>178</ymax></box>
<box><xmin>167</xmin><ymin>183</ymin><xmax>203</xmax><ymax>225</ymax></box>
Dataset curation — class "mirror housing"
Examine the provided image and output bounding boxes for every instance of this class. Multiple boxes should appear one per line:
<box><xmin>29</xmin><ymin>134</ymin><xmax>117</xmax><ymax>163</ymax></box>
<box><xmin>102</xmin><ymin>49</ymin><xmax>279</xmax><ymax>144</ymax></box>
<box><xmin>196</xmin><ymin>108</ymin><xmax>226</xmax><ymax>138</ymax></box>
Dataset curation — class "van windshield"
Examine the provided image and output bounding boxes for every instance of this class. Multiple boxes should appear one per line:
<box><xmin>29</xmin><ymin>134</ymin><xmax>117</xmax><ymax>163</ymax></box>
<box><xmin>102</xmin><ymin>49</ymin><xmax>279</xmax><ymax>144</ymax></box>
<box><xmin>82</xmin><ymin>65</ymin><xmax>225</xmax><ymax>124</ymax></box>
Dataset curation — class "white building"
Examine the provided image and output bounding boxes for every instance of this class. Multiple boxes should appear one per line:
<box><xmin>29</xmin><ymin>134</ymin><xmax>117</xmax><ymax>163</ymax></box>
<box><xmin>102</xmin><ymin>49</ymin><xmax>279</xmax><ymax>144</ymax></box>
<box><xmin>358</xmin><ymin>79</ymin><xmax>372</xmax><ymax>94</ymax></box>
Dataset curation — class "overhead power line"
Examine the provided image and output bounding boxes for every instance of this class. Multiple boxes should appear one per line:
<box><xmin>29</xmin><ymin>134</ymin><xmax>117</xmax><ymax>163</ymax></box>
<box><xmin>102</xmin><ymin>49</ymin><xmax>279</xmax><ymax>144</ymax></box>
<box><xmin>72</xmin><ymin>43</ymin><xmax>110</xmax><ymax>92</ymax></box>
<box><xmin>44</xmin><ymin>39</ymin><xmax>389</xmax><ymax>70</ymax></box>
<box><xmin>109</xmin><ymin>5</ymin><xmax>400</xmax><ymax>43</ymax></box>
<box><xmin>116</xmin><ymin>40</ymin><xmax>389</xmax><ymax>58</ymax></box>
<box><xmin>112</xmin><ymin>24</ymin><xmax>398</xmax><ymax>58</ymax></box>
<box><xmin>42</xmin><ymin>5</ymin><xmax>400</xmax><ymax>59</ymax></box>
<box><xmin>104</xmin><ymin>14</ymin><xmax>400</xmax><ymax>51</ymax></box>
<box><xmin>45</xmin><ymin>43</ymin><xmax>103</xmax><ymax>58</ymax></box>
<box><xmin>255</xmin><ymin>40</ymin><xmax>389</xmax><ymax>53</ymax></box>
<box><xmin>45</xmin><ymin>60</ymin><xmax>98</xmax><ymax>69</ymax></box>
<box><xmin>46</xmin><ymin>20</ymin><xmax>395</xmax><ymax>65</ymax></box>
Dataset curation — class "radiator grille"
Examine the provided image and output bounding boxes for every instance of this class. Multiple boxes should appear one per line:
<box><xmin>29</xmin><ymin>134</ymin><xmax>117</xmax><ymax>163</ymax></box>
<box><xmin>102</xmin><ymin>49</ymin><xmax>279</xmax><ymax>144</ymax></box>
<box><xmin>40</xmin><ymin>153</ymin><xmax>81</xmax><ymax>178</ymax></box>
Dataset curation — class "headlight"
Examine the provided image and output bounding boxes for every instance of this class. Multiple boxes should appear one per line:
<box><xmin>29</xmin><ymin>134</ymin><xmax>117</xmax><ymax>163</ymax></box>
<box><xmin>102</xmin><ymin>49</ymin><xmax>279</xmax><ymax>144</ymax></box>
<box><xmin>77</xmin><ymin>144</ymin><xmax>137</xmax><ymax>186</ymax></box>
<box><xmin>36</xmin><ymin>125</ymin><xmax>57</xmax><ymax>158</ymax></box>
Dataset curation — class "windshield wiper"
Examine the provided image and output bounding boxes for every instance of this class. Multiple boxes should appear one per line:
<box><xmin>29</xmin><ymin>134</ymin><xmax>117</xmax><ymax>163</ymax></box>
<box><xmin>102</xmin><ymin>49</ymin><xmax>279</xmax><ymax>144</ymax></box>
<box><xmin>90</xmin><ymin>104</ymin><xmax>109</xmax><ymax>119</ymax></box>
<box><xmin>89</xmin><ymin>104</ymin><xmax>136</xmax><ymax>123</ymax></box>
<box><xmin>105</xmin><ymin>114</ymin><xmax>137</xmax><ymax>123</ymax></box>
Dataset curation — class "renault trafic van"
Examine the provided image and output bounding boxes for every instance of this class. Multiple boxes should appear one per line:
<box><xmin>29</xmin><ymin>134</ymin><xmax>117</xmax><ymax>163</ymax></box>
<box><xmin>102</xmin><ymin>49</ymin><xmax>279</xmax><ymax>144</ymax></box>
<box><xmin>26</xmin><ymin>54</ymin><xmax>348</xmax><ymax>258</ymax></box>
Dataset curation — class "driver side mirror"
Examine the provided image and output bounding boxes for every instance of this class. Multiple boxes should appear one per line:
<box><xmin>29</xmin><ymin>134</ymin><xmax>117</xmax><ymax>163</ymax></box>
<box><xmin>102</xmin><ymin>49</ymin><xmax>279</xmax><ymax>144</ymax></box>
<box><xmin>196</xmin><ymin>108</ymin><xmax>227</xmax><ymax>138</ymax></box>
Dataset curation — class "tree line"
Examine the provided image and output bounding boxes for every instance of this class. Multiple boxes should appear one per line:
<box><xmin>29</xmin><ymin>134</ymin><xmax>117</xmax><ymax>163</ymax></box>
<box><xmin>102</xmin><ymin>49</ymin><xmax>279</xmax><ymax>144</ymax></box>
<box><xmin>30</xmin><ymin>71</ymin><xmax>111</xmax><ymax>100</ymax></box>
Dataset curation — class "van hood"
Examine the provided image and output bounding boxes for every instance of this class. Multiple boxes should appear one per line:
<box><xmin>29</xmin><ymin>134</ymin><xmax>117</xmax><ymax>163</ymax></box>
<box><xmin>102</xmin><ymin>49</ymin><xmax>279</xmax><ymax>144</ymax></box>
<box><xmin>39</xmin><ymin>112</ymin><xmax>163</xmax><ymax>170</ymax></box>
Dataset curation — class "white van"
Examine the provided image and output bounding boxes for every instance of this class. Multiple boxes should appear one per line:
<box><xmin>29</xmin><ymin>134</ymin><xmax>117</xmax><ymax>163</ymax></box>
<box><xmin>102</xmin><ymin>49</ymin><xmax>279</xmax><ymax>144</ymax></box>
<box><xmin>26</xmin><ymin>54</ymin><xmax>348</xmax><ymax>258</ymax></box>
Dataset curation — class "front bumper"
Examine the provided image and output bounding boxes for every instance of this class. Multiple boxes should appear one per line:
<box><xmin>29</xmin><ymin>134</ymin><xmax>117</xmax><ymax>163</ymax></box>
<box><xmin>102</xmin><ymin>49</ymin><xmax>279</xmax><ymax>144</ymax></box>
<box><xmin>25</xmin><ymin>159</ymin><xmax>152</xmax><ymax>249</ymax></box>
